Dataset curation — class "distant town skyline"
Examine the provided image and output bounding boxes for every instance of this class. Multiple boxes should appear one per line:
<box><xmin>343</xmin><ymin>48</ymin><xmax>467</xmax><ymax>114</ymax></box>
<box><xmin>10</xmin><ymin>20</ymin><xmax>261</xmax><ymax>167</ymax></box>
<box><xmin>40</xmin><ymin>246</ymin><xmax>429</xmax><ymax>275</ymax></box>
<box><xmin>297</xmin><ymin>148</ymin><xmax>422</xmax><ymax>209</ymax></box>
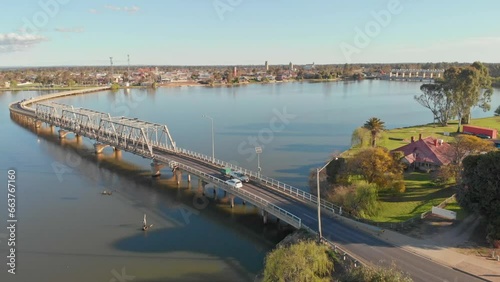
<box><xmin>1</xmin><ymin>0</ymin><xmax>499</xmax><ymax>67</ymax></box>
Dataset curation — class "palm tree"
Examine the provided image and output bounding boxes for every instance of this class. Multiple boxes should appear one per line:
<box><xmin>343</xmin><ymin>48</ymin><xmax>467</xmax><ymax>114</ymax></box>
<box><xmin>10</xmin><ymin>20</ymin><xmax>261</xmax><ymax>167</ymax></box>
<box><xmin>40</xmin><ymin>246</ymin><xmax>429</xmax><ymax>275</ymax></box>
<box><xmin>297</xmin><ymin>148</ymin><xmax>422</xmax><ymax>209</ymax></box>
<box><xmin>363</xmin><ymin>117</ymin><xmax>385</xmax><ymax>147</ymax></box>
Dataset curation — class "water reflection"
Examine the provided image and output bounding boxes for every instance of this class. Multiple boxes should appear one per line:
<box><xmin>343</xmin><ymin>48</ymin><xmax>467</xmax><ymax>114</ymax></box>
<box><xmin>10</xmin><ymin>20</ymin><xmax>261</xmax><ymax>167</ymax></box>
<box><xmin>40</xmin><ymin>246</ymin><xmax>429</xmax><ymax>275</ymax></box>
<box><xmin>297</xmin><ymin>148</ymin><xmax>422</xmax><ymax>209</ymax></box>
<box><xmin>8</xmin><ymin>116</ymin><xmax>292</xmax><ymax>280</ymax></box>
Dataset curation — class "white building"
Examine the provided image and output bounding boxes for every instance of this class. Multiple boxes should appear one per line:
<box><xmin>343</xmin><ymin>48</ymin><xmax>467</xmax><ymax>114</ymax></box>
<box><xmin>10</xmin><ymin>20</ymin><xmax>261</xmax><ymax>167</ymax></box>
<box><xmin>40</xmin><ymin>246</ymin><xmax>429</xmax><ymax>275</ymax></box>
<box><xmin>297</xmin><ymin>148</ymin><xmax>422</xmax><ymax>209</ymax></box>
<box><xmin>304</xmin><ymin>62</ymin><xmax>315</xmax><ymax>70</ymax></box>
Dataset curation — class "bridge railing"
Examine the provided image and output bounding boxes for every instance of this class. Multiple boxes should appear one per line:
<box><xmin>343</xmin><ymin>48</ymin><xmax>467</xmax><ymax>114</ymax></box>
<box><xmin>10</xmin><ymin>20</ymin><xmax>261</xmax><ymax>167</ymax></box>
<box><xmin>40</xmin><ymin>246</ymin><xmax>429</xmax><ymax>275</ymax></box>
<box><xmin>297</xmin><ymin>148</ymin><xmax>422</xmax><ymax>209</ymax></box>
<box><xmin>154</xmin><ymin>157</ymin><xmax>302</xmax><ymax>229</ymax></box>
<box><xmin>30</xmin><ymin>97</ymin><xmax>341</xmax><ymax>220</ymax></box>
<box><xmin>82</xmin><ymin>134</ymin><xmax>304</xmax><ymax>229</ymax></box>
<box><xmin>302</xmin><ymin>225</ymin><xmax>364</xmax><ymax>268</ymax></box>
<box><xmin>174</xmin><ymin>147</ymin><xmax>342</xmax><ymax>215</ymax></box>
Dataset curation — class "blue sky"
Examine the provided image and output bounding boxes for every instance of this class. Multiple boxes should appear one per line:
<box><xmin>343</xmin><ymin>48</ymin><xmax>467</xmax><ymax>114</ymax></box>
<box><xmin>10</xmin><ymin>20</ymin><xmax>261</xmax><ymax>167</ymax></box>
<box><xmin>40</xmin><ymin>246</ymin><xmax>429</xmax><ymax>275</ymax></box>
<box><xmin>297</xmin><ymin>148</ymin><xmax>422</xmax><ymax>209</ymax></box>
<box><xmin>1</xmin><ymin>0</ymin><xmax>499</xmax><ymax>66</ymax></box>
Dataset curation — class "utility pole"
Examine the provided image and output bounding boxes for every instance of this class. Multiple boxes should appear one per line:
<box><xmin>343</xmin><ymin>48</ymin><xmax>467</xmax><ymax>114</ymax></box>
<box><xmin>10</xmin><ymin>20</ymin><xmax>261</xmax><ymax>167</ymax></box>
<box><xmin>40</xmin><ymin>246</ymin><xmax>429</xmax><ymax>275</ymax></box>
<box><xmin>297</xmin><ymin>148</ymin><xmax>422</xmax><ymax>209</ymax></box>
<box><xmin>316</xmin><ymin>157</ymin><xmax>338</xmax><ymax>242</ymax></box>
<box><xmin>127</xmin><ymin>54</ymin><xmax>130</xmax><ymax>81</ymax></box>
<box><xmin>109</xmin><ymin>57</ymin><xmax>114</xmax><ymax>84</ymax></box>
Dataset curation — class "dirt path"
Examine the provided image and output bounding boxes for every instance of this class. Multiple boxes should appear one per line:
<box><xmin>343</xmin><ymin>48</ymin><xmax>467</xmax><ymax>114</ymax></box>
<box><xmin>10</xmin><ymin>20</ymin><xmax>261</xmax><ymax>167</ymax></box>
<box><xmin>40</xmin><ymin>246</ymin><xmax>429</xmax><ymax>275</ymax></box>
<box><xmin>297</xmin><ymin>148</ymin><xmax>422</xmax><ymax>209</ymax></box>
<box><xmin>429</xmin><ymin>214</ymin><xmax>481</xmax><ymax>246</ymax></box>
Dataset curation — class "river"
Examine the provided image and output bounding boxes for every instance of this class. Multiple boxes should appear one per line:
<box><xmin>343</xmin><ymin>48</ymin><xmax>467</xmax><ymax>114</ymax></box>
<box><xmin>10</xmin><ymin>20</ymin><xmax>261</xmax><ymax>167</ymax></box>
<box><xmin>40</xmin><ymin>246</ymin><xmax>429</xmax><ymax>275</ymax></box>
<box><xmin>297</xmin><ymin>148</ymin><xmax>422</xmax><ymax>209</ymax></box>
<box><xmin>1</xmin><ymin>80</ymin><xmax>499</xmax><ymax>281</ymax></box>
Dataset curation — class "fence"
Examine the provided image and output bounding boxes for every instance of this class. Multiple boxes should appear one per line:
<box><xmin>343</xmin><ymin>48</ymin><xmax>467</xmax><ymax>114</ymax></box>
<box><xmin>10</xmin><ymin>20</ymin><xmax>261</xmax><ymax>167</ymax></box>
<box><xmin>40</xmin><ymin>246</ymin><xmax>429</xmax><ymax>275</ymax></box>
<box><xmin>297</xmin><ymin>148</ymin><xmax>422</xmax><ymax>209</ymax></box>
<box><xmin>302</xmin><ymin>226</ymin><xmax>364</xmax><ymax>269</ymax></box>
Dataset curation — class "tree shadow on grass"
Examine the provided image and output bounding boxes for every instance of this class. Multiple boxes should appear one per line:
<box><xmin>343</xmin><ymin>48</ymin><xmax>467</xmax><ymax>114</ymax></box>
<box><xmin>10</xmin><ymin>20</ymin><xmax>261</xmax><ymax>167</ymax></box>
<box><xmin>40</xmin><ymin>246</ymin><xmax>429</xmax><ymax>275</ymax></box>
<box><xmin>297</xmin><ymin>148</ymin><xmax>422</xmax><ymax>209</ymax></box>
<box><xmin>380</xmin><ymin>187</ymin><xmax>454</xmax><ymax>203</ymax></box>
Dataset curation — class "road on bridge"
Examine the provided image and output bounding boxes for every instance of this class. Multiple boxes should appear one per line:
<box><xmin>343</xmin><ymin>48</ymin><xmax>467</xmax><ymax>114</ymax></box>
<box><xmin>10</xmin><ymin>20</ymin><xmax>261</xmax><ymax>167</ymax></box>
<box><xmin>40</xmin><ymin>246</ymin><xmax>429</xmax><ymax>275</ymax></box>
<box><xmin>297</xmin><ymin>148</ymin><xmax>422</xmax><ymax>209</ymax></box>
<box><xmin>154</xmin><ymin>149</ymin><xmax>482</xmax><ymax>282</ymax></box>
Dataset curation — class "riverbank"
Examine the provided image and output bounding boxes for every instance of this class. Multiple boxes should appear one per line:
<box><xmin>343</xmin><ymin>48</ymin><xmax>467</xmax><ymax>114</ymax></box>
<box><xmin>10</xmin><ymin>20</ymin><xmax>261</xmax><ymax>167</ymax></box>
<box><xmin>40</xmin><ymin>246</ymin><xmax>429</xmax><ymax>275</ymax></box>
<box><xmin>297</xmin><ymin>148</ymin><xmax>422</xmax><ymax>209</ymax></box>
<box><xmin>0</xmin><ymin>78</ymin><xmax>344</xmax><ymax>92</ymax></box>
<box><xmin>333</xmin><ymin>116</ymin><xmax>500</xmax><ymax>225</ymax></box>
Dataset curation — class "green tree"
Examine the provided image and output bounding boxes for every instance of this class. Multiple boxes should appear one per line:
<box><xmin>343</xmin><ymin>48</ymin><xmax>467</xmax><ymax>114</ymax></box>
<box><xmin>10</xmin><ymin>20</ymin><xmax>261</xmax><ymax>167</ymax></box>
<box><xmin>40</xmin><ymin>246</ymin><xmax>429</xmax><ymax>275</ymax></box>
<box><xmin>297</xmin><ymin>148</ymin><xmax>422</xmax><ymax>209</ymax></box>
<box><xmin>433</xmin><ymin>164</ymin><xmax>459</xmax><ymax>185</ymax></box>
<box><xmin>458</xmin><ymin>151</ymin><xmax>500</xmax><ymax>243</ymax></box>
<box><xmin>363</xmin><ymin>117</ymin><xmax>386</xmax><ymax>147</ymax></box>
<box><xmin>263</xmin><ymin>240</ymin><xmax>333</xmax><ymax>282</ymax></box>
<box><xmin>350</xmin><ymin>147</ymin><xmax>404</xmax><ymax>190</ymax></box>
<box><xmin>415</xmin><ymin>83</ymin><xmax>455</xmax><ymax>126</ymax></box>
<box><xmin>445</xmin><ymin>62</ymin><xmax>493</xmax><ymax>131</ymax></box>
<box><xmin>67</xmin><ymin>79</ymin><xmax>76</xmax><ymax>89</ymax></box>
<box><xmin>351</xmin><ymin>127</ymin><xmax>370</xmax><ymax>148</ymax></box>
<box><xmin>110</xmin><ymin>83</ymin><xmax>120</xmax><ymax>91</ymax></box>
<box><xmin>450</xmin><ymin>134</ymin><xmax>496</xmax><ymax>164</ymax></box>
<box><xmin>326</xmin><ymin>183</ymin><xmax>380</xmax><ymax>218</ymax></box>
<box><xmin>415</xmin><ymin>62</ymin><xmax>493</xmax><ymax>131</ymax></box>
<box><xmin>352</xmin><ymin>182</ymin><xmax>380</xmax><ymax>218</ymax></box>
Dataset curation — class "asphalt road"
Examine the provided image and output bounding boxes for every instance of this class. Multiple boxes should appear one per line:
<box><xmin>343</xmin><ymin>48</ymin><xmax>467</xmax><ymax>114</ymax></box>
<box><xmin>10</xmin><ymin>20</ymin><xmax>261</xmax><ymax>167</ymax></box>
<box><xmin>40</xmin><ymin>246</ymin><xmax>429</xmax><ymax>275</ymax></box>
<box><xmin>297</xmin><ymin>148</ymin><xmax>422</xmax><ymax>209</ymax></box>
<box><xmin>12</xmin><ymin>102</ymin><xmax>483</xmax><ymax>282</ymax></box>
<box><xmin>153</xmin><ymin>150</ymin><xmax>482</xmax><ymax>282</ymax></box>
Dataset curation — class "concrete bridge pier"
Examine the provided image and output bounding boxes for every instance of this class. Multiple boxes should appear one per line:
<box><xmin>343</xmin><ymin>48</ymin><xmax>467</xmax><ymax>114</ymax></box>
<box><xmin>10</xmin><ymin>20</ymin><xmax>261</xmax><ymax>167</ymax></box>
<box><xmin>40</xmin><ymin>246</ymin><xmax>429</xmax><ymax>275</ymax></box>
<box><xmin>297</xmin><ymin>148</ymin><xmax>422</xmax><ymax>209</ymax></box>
<box><xmin>49</xmin><ymin>125</ymin><xmax>55</xmax><ymax>134</ymax></box>
<box><xmin>262</xmin><ymin>210</ymin><xmax>268</xmax><ymax>224</ymax></box>
<box><xmin>35</xmin><ymin>120</ymin><xmax>42</xmax><ymax>128</ymax></box>
<box><xmin>230</xmin><ymin>195</ymin><xmax>235</xmax><ymax>208</ymax></box>
<box><xmin>75</xmin><ymin>134</ymin><xmax>83</xmax><ymax>144</ymax></box>
<box><xmin>94</xmin><ymin>143</ymin><xmax>111</xmax><ymax>154</ymax></box>
<box><xmin>187</xmin><ymin>174</ymin><xmax>191</xmax><ymax>183</ymax></box>
<box><xmin>59</xmin><ymin>129</ymin><xmax>71</xmax><ymax>139</ymax></box>
<box><xmin>114</xmin><ymin>148</ymin><xmax>122</xmax><ymax>158</ymax></box>
<box><xmin>174</xmin><ymin>169</ymin><xmax>182</xmax><ymax>184</ymax></box>
<box><xmin>151</xmin><ymin>160</ymin><xmax>165</xmax><ymax>177</ymax></box>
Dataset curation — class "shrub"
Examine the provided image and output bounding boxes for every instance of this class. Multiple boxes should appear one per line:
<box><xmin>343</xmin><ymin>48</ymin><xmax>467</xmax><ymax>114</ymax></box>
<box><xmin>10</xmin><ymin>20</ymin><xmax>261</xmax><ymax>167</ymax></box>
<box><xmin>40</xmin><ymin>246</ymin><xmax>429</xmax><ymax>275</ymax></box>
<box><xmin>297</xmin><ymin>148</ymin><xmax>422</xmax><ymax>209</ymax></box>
<box><xmin>263</xmin><ymin>240</ymin><xmax>334</xmax><ymax>282</ymax></box>
<box><xmin>341</xmin><ymin>263</ymin><xmax>413</xmax><ymax>282</ymax></box>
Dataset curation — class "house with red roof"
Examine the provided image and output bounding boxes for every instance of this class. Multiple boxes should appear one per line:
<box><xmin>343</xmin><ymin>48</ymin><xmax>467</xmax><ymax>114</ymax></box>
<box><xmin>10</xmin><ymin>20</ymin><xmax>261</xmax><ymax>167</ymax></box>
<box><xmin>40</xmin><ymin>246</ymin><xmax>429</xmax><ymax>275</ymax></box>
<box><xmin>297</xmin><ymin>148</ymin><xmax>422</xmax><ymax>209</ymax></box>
<box><xmin>391</xmin><ymin>134</ymin><xmax>454</xmax><ymax>171</ymax></box>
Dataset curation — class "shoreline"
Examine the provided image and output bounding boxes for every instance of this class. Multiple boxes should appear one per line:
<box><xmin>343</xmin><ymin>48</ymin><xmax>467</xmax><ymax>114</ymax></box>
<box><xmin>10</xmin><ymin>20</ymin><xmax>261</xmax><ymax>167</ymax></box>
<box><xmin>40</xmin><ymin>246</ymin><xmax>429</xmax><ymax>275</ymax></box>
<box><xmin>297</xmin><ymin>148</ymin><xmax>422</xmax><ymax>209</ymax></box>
<box><xmin>0</xmin><ymin>78</ymin><xmax>346</xmax><ymax>92</ymax></box>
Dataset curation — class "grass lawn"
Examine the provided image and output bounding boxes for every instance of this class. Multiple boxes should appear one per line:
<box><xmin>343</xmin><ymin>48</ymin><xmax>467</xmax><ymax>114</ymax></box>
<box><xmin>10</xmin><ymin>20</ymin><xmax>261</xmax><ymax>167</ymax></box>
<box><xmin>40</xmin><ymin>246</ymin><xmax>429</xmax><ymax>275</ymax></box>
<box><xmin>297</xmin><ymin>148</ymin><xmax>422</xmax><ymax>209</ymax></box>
<box><xmin>379</xmin><ymin>116</ymin><xmax>500</xmax><ymax>151</ymax></box>
<box><xmin>443</xmin><ymin>197</ymin><xmax>469</xmax><ymax>221</ymax></box>
<box><xmin>342</xmin><ymin>116</ymin><xmax>499</xmax><ymax>223</ymax></box>
<box><xmin>342</xmin><ymin>116</ymin><xmax>500</xmax><ymax>157</ymax></box>
<box><xmin>368</xmin><ymin>172</ymin><xmax>457</xmax><ymax>223</ymax></box>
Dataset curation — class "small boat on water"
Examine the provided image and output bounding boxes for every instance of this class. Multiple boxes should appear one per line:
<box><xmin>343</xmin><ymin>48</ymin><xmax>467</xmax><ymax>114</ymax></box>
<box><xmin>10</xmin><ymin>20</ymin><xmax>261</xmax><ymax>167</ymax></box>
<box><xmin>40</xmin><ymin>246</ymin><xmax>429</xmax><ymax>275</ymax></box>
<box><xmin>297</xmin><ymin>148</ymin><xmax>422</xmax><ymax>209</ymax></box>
<box><xmin>101</xmin><ymin>190</ymin><xmax>112</xmax><ymax>195</ymax></box>
<box><xmin>142</xmin><ymin>214</ymin><xmax>153</xmax><ymax>231</ymax></box>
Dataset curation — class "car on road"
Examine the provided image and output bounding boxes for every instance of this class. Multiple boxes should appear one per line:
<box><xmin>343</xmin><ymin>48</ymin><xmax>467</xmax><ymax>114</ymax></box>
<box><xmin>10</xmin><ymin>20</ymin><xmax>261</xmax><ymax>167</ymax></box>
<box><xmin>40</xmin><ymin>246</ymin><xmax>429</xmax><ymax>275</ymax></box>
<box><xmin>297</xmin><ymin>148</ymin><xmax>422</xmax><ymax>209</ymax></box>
<box><xmin>225</xmin><ymin>179</ymin><xmax>243</xmax><ymax>188</ymax></box>
<box><xmin>229</xmin><ymin>171</ymin><xmax>249</xmax><ymax>182</ymax></box>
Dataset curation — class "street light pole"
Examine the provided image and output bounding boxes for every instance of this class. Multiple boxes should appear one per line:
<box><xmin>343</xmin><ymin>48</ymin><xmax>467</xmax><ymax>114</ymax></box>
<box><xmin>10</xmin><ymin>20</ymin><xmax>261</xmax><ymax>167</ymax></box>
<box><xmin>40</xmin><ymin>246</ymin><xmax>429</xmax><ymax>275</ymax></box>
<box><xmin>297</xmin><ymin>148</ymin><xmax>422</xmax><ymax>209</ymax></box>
<box><xmin>202</xmin><ymin>115</ymin><xmax>214</xmax><ymax>162</ymax></box>
<box><xmin>316</xmin><ymin>167</ymin><xmax>322</xmax><ymax>242</ymax></box>
<box><xmin>255</xmin><ymin>147</ymin><xmax>262</xmax><ymax>178</ymax></box>
<box><xmin>316</xmin><ymin>157</ymin><xmax>338</xmax><ymax>242</ymax></box>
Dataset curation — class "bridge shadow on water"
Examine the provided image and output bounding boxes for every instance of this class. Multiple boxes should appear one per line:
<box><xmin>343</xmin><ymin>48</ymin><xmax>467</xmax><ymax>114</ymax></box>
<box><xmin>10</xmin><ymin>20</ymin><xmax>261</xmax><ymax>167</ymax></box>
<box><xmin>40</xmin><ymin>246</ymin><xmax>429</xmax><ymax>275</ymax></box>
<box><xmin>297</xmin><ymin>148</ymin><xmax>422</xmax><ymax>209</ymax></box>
<box><xmin>11</xmin><ymin>115</ymin><xmax>295</xmax><ymax>278</ymax></box>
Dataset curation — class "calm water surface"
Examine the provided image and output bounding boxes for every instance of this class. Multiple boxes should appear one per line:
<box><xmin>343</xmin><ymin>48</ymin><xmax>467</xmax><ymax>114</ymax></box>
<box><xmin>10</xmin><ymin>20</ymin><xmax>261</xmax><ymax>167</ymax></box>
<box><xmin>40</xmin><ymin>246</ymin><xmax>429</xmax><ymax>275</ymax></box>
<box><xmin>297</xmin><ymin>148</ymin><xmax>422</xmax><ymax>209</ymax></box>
<box><xmin>50</xmin><ymin>80</ymin><xmax>500</xmax><ymax>188</ymax></box>
<box><xmin>1</xmin><ymin>80</ymin><xmax>499</xmax><ymax>281</ymax></box>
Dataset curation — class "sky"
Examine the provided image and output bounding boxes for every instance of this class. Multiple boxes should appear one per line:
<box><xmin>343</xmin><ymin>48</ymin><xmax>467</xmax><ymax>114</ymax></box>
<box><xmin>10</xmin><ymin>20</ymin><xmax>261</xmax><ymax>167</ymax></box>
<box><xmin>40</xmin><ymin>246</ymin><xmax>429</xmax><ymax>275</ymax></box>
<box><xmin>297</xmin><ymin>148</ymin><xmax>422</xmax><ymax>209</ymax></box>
<box><xmin>0</xmin><ymin>0</ymin><xmax>499</xmax><ymax>67</ymax></box>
